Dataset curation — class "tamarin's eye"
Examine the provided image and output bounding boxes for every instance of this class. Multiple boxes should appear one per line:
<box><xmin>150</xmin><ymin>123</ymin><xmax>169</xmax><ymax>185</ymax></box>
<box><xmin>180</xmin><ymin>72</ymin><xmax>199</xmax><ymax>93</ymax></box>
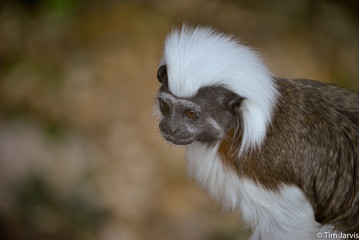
<box><xmin>159</xmin><ymin>99</ymin><xmax>169</xmax><ymax>113</ymax></box>
<box><xmin>185</xmin><ymin>109</ymin><xmax>199</xmax><ymax>119</ymax></box>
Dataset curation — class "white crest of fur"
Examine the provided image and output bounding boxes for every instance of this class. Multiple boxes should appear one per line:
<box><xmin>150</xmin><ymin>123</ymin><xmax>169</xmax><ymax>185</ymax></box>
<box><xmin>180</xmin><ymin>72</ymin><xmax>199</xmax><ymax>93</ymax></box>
<box><xmin>161</xmin><ymin>25</ymin><xmax>278</xmax><ymax>154</ymax></box>
<box><xmin>187</xmin><ymin>142</ymin><xmax>323</xmax><ymax>240</ymax></box>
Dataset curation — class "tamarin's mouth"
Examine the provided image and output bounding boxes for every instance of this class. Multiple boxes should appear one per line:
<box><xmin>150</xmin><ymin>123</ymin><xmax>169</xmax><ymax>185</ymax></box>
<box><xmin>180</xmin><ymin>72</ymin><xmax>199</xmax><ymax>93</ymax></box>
<box><xmin>161</xmin><ymin>134</ymin><xmax>195</xmax><ymax>145</ymax></box>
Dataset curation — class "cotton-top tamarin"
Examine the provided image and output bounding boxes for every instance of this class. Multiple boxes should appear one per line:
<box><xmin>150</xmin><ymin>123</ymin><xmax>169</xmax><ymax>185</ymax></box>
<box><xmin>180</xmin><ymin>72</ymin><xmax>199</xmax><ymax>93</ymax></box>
<box><xmin>155</xmin><ymin>25</ymin><xmax>359</xmax><ymax>240</ymax></box>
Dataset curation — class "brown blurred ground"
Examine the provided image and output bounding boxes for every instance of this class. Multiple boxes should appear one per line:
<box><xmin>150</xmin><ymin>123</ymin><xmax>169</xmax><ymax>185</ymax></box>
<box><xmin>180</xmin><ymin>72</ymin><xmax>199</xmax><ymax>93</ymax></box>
<box><xmin>0</xmin><ymin>0</ymin><xmax>358</xmax><ymax>240</ymax></box>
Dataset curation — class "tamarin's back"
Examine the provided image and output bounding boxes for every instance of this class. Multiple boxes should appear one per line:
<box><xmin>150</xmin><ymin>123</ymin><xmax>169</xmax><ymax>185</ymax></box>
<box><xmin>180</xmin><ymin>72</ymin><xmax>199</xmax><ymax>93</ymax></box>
<box><xmin>289</xmin><ymin>78</ymin><xmax>359</xmax><ymax>116</ymax></box>
<box><xmin>226</xmin><ymin>78</ymin><xmax>359</xmax><ymax>233</ymax></box>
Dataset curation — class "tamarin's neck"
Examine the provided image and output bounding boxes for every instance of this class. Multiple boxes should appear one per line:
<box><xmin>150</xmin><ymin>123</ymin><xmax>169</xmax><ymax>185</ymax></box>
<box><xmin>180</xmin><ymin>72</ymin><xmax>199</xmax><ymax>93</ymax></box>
<box><xmin>218</xmin><ymin>81</ymin><xmax>299</xmax><ymax>191</ymax></box>
<box><xmin>218</xmin><ymin>129</ymin><xmax>292</xmax><ymax>191</ymax></box>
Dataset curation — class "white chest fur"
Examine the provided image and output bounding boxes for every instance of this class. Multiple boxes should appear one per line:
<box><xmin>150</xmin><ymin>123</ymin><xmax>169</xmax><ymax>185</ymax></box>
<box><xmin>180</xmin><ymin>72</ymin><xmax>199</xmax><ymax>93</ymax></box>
<box><xmin>186</xmin><ymin>142</ymin><xmax>323</xmax><ymax>240</ymax></box>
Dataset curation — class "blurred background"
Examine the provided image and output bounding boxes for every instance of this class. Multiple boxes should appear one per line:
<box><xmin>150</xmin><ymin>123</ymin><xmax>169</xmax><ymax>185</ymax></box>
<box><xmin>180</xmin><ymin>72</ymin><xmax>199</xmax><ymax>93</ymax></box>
<box><xmin>0</xmin><ymin>0</ymin><xmax>358</xmax><ymax>239</ymax></box>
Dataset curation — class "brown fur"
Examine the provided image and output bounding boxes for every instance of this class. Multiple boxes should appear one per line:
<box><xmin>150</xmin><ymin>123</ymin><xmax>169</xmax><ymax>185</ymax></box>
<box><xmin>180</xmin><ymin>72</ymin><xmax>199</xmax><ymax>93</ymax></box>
<box><xmin>219</xmin><ymin>78</ymin><xmax>359</xmax><ymax>233</ymax></box>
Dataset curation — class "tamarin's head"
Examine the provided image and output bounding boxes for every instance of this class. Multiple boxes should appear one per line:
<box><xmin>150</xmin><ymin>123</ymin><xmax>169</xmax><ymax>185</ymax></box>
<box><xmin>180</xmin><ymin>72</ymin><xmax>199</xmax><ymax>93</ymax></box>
<box><xmin>157</xmin><ymin>69</ymin><xmax>243</xmax><ymax>145</ymax></box>
<box><xmin>156</xmin><ymin>25</ymin><xmax>278</xmax><ymax>152</ymax></box>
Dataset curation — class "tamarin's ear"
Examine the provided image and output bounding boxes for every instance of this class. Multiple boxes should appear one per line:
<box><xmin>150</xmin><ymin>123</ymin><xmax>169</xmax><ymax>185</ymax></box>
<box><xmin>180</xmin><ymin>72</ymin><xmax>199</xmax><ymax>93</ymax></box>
<box><xmin>228</xmin><ymin>96</ymin><xmax>244</xmax><ymax>114</ymax></box>
<box><xmin>157</xmin><ymin>65</ymin><xmax>168</xmax><ymax>86</ymax></box>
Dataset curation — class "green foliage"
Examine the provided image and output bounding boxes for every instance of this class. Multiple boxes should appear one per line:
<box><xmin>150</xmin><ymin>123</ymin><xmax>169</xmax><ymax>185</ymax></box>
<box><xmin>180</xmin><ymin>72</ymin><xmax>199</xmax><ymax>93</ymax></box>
<box><xmin>40</xmin><ymin>0</ymin><xmax>80</xmax><ymax>19</ymax></box>
<box><xmin>11</xmin><ymin>175</ymin><xmax>108</xmax><ymax>239</ymax></box>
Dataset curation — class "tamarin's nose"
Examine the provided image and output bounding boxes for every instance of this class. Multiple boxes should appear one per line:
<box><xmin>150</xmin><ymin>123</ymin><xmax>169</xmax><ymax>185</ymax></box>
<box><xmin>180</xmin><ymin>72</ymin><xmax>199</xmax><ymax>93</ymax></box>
<box><xmin>169</xmin><ymin>125</ymin><xmax>180</xmax><ymax>135</ymax></box>
<box><xmin>159</xmin><ymin>122</ymin><xmax>181</xmax><ymax>135</ymax></box>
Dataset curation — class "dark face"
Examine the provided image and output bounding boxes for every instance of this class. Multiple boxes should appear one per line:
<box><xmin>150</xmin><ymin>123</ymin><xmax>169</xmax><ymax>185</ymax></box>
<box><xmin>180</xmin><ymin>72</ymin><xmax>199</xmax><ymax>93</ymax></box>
<box><xmin>156</xmin><ymin>65</ymin><xmax>243</xmax><ymax>145</ymax></box>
